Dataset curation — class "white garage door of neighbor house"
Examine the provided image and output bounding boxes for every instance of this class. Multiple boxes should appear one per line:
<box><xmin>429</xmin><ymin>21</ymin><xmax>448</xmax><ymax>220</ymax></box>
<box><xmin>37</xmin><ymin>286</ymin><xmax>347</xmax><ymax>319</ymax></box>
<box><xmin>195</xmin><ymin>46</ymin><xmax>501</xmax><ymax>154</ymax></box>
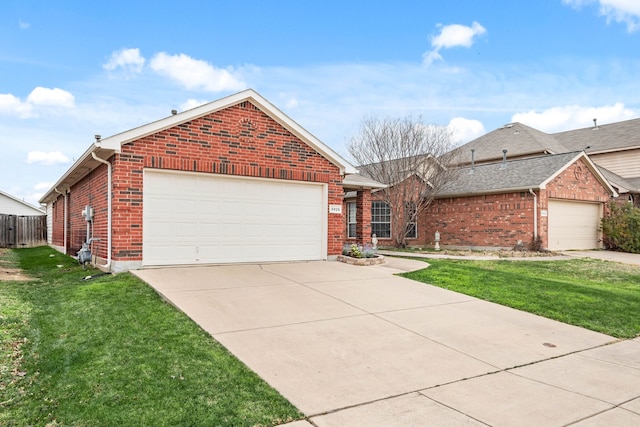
<box><xmin>143</xmin><ymin>170</ymin><xmax>327</xmax><ymax>266</ymax></box>
<box><xmin>547</xmin><ymin>199</ymin><xmax>602</xmax><ymax>251</ymax></box>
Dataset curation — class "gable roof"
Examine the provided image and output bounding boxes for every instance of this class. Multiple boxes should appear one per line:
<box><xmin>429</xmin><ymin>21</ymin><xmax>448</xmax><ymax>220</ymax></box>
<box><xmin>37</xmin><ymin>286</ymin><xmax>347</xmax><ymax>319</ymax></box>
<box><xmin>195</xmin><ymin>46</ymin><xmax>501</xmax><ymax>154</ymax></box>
<box><xmin>452</xmin><ymin>122</ymin><xmax>568</xmax><ymax>165</ymax></box>
<box><xmin>0</xmin><ymin>189</ymin><xmax>45</xmax><ymax>215</ymax></box>
<box><xmin>341</xmin><ymin>173</ymin><xmax>387</xmax><ymax>190</ymax></box>
<box><xmin>40</xmin><ymin>89</ymin><xmax>356</xmax><ymax>204</ymax></box>
<box><xmin>438</xmin><ymin>151</ymin><xmax>616</xmax><ymax>197</ymax></box>
<box><xmin>356</xmin><ymin>154</ymin><xmax>442</xmax><ymax>185</ymax></box>
<box><xmin>553</xmin><ymin>117</ymin><xmax>640</xmax><ymax>154</ymax></box>
<box><xmin>596</xmin><ymin>165</ymin><xmax>640</xmax><ymax>194</ymax></box>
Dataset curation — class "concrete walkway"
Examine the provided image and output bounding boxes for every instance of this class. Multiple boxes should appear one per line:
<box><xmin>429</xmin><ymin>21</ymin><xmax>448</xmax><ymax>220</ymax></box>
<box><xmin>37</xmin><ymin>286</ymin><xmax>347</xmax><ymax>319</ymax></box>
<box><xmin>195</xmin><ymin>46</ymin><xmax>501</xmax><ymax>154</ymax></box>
<box><xmin>563</xmin><ymin>250</ymin><xmax>640</xmax><ymax>266</ymax></box>
<box><xmin>379</xmin><ymin>248</ymin><xmax>640</xmax><ymax>266</ymax></box>
<box><xmin>133</xmin><ymin>258</ymin><xmax>640</xmax><ymax>426</ymax></box>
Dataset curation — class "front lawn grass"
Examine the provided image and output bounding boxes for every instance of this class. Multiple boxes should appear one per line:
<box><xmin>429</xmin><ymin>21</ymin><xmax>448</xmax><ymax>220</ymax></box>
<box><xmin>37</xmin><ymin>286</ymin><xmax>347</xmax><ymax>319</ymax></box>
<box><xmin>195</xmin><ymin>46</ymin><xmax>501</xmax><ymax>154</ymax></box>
<box><xmin>0</xmin><ymin>247</ymin><xmax>302</xmax><ymax>426</ymax></box>
<box><xmin>401</xmin><ymin>258</ymin><xmax>640</xmax><ymax>339</ymax></box>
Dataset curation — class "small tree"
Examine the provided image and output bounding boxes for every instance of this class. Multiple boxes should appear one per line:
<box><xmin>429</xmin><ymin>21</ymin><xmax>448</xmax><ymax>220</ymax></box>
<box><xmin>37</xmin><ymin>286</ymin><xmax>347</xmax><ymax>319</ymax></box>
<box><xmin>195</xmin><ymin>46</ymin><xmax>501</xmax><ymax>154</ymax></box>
<box><xmin>602</xmin><ymin>202</ymin><xmax>640</xmax><ymax>253</ymax></box>
<box><xmin>348</xmin><ymin>116</ymin><xmax>460</xmax><ymax>247</ymax></box>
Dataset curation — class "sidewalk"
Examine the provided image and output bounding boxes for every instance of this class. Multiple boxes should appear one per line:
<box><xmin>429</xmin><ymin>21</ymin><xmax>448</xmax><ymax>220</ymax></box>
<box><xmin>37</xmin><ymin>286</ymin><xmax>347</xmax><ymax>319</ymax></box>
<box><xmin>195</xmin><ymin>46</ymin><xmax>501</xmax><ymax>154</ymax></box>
<box><xmin>378</xmin><ymin>249</ymin><xmax>640</xmax><ymax>266</ymax></box>
<box><xmin>562</xmin><ymin>250</ymin><xmax>640</xmax><ymax>266</ymax></box>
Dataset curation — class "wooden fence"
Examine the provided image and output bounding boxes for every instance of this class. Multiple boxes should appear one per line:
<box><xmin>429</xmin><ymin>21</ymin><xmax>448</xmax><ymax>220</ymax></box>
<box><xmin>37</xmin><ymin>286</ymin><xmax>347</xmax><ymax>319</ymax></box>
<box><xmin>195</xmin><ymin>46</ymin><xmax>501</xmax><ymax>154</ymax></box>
<box><xmin>0</xmin><ymin>214</ymin><xmax>47</xmax><ymax>248</ymax></box>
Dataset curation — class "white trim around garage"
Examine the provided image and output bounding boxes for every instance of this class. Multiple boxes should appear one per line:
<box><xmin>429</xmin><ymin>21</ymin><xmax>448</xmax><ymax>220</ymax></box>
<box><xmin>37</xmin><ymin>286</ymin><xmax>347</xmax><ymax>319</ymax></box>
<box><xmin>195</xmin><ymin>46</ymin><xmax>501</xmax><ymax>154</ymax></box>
<box><xmin>547</xmin><ymin>199</ymin><xmax>603</xmax><ymax>251</ymax></box>
<box><xmin>143</xmin><ymin>169</ymin><xmax>328</xmax><ymax>266</ymax></box>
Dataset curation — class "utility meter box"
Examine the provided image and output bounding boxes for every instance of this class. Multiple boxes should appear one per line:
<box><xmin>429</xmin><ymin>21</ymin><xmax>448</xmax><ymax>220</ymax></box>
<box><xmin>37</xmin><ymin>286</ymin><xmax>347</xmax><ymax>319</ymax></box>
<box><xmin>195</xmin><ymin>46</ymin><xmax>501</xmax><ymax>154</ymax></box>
<box><xmin>81</xmin><ymin>205</ymin><xmax>94</xmax><ymax>222</ymax></box>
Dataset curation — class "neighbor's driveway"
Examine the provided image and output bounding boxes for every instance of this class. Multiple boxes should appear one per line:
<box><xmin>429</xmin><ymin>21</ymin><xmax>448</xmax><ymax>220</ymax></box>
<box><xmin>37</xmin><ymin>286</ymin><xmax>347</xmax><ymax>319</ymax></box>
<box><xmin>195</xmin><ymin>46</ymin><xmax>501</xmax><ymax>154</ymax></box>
<box><xmin>133</xmin><ymin>259</ymin><xmax>640</xmax><ymax>426</ymax></box>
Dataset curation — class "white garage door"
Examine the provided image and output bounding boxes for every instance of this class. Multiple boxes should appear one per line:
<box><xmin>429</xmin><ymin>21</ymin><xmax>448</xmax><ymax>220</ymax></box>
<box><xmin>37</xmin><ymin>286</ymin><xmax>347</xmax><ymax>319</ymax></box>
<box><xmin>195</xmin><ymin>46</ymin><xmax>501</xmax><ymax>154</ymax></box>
<box><xmin>143</xmin><ymin>170</ymin><xmax>327</xmax><ymax>266</ymax></box>
<box><xmin>547</xmin><ymin>199</ymin><xmax>602</xmax><ymax>251</ymax></box>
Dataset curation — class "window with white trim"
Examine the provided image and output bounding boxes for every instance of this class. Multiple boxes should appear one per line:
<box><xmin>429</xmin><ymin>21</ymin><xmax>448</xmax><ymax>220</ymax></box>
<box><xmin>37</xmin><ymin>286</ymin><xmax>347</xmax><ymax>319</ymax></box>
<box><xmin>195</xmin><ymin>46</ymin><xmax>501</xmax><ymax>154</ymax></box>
<box><xmin>371</xmin><ymin>201</ymin><xmax>391</xmax><ymax>238</ymax></box>
<box><xmin>347</xmin><ymin>202</ymin><xmax>357</xmax><ymax>238</ymax></box>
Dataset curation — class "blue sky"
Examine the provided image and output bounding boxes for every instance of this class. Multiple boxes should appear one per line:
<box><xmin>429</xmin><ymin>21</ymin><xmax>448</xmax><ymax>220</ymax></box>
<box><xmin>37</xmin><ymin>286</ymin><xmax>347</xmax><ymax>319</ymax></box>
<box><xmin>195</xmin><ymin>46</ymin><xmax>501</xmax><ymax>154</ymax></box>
<box><xmin>1</xmin><ymin>0</ymin><xmax>640</xmax><ymax>205</ymax></box>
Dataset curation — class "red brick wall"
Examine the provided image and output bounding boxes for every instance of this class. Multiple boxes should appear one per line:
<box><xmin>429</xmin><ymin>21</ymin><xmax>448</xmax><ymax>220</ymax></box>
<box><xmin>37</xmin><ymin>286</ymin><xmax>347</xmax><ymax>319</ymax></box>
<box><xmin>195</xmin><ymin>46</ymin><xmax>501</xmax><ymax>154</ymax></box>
<box><xmin>421</xmin><ymin>192</ymin><xmax>536</xmax><ymax>249</ymax></box>
<box><xmin>355</xmin><ymin>190</ymin><xmax>372</xmax><ymax>245</ymax></box>
<box><xmin>107</xmin><ymin>100</ymin><xmax>343</xmax><ymax>261</ymax></box>
<box><xmin>51</xmin><ymin>194</ymin><xmax>65</xmax><ymax>247</ymax></box>
<box><xmin>65</xmin><ymin>163</ymin><xmax>110</xmax><ymax>256</ymax></box>
<box><xmin>419</xmin><ymin>158</ymin><xmax>611</xmax><ymax>250</ymax></box>
<box><xmin>544</xmin><ymin>159</ymin><xmax>610</xmax><ymax>203</ymax></box>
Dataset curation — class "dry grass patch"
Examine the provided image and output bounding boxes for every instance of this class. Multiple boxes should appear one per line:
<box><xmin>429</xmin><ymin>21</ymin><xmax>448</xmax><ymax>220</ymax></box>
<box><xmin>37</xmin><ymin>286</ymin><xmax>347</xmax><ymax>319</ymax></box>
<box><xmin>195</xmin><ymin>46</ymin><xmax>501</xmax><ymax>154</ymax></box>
<box><xmin>0</xmin><ymin>248</ymin><xmax>32</xmax><ymax>282</ymax></box>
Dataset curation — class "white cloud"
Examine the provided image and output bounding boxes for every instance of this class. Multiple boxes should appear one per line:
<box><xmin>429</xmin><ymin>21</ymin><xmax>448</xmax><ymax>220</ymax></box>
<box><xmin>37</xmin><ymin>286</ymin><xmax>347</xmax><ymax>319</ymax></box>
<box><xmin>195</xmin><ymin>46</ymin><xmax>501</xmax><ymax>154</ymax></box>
<box><xmin>26</xmin><ymin>151</ymin><xmax>71</xmax><ymax>165</ymax></box>
<box><xmin>424</xmin><ymin>22</ymin><xmax>486</xmax><ymax>65</ymax></box>
<box><xmin>0</xmin><ymin>88</ymin><xmax>75</xmax><ymax>118</ymax></box>
<box><xmin>26</xmin><ymin>87</ymin><xmax>75</xmax><ymax>108</ymax></box>
<box><xmin>563</xmin><ymin>0</ymin><xmax>640</xmax><ymax>32</ymax></box>
<box><xmin>600</xmin><ymin>0</ymin><xmax>640</xmax><ymax>31</ymax></box>
<box><xmin>34</xmin><ymin>181</ymin><xmax>53</xmax><ymax>191</ymax></box>
<box><xmin>0</xmin><ymin>93</ymin><xmax>33</xmax><ymax>117</ymax></box>
<box><xmin>103</xmin><ymin>48</ymin><xmax>146</xmax><ymax>74</ymax></box>
<box><xmin>19</xmin><ymin>20</ymin><xmax>30</xmax><ymax>30</ymax></box>
<box><xmin>511</xmin><ymin>103</ymin><xmax>639</xmax><ymax>132</ymax></box>
<box><xmin>150</xmin><ymin>52</ymin><xmax>246</xmax><ymax>92</ymax></box>
<box><xmin>562</xmin><ymin>0</ymin><xmax>591</xmax><ymax>6</ymax></box>
<box><xmin>448</xmin><ymin>117</ymin><xmax>486</xmax><ymax>145</ymax></box>
<box><xmin>179</xmin><ymin>98</ymin><xmax>209</xmax><ymax>111</ymax></box>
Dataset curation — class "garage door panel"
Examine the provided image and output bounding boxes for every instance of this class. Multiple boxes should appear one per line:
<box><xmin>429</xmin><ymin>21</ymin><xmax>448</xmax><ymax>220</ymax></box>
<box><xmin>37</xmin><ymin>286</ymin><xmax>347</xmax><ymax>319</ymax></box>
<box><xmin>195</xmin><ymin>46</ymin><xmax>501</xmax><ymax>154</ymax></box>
<box><xmin>548</xmin><ymin>200</ymin><xmax>602</xmax><ymax>251</ymax></box>
<box><xmin>198</xmin><ymin>222</ymin><xmax>221</xmax><ymax>237</ymax></box>
<box><xmin>143</xmin><ymin>170</ymin><xmax>326</xmax><ymax>266</ymax></box>
<box><xmin>173</xmin><ymin>221</ymin><xmax>197</xmax><ymax>238</ymax></box>
<box><xmin>145</xmin><ymin>220</ymin><xmax>173</xmax><ymax>238</ymax></box>
<box><xmin>145</xmin><ymin>244</ymin><xmax>196</xmax><ymax>264</ymax></box>
<box><xmin>173</xmin><ymin>200</ymin><xmax>198</xmax><ymax>215</ymax></box>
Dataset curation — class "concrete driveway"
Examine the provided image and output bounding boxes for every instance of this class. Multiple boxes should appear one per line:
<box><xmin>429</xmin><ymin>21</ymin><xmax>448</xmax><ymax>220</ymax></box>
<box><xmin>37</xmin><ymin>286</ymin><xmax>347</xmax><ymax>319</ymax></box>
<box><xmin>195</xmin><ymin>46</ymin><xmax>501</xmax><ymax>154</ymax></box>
<box><xmin>133</xmin><ymin>258</ymin><xmax>640</xmax><ymax>426</ymax></box>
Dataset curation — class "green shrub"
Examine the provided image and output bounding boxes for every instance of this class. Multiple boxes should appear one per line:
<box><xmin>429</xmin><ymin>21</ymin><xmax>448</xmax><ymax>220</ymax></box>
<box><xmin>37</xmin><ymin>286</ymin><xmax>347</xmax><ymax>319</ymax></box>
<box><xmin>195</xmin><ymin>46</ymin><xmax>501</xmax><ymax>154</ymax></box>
<box><xmin>602</xmin><ymin>202</ymin><xmax>640</xmax><ymax>253</ymax></box>
<box><xmin>350</xmin><ymin>244</ymin><xmax>362</xmax><ymax>258</ymax></box>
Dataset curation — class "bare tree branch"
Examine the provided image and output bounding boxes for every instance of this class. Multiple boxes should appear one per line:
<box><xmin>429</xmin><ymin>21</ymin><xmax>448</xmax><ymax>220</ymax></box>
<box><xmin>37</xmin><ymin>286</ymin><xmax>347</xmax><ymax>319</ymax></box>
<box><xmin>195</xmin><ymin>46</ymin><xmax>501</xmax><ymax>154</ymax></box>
<box><xmin>349</xmin><ymin>116</ymin><xmax>462</xmax><ymax>247</ymax></box>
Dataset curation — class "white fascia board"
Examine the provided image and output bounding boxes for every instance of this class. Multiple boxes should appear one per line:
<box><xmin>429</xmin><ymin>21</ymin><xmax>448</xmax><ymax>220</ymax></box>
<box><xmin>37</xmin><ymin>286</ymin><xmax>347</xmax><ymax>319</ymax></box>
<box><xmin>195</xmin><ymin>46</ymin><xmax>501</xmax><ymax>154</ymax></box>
<box><xmin>38</xmin><ymin>144</ymin><xmax>115</xmax><ymax>203</ymax></box>
<box><xmin>95</xmin><ymin>89</ymin><xmax>357</xmax><ymax>175</ymax></box>
<box><xmin>0</xmin><ymin>189</ymin><xmax>45</xmax><ymax>214</ymax></box>
<box><xmin>588</xmin><ymin>145</ymin><xmax>640</xmax><ymax>155</ymax></box>
<box><xmin>539</xmin><ymin>152</ymin><xmax>617</xmax><ymax>196</ymax></box>
<box><xmin>93</xmin><ymin>91</ymin><xmax>253</xmax><ymax>150</ymax></box>
<box><xmin>245</xmin><ymin>91</ymin><xmax>357</xmax><ymax>175</ymax></box>
<box><xmin>39</xmin><ymin>145</ymin><xmax>95</xmax><ymax>203</ymax></box>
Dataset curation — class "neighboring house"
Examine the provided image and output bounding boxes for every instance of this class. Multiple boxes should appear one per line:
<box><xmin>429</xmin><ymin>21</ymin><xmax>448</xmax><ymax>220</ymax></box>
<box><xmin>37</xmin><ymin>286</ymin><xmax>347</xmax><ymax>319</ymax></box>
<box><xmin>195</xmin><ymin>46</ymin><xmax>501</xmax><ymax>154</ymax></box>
<box><xmin>0</xmin><ymin>189</ymin><xmax>45</xmax><ymax>216</ymax></box>
<box><xmin>452</xmin><ymin>118</ymin><xmax>640</xmax><ymax>205</ymax></box>
<box><xmin>370</xmin><ymin>117</ymin><xmax>637</xmax><ymax>251</ymax></box>
<box><xmin>345</xmin><ymin>152</ymin><xmax>615</xmax><ymax>251</ymax></box>
<box><xmin>39</xmin><ymin>89</ymin><xmax>379</xmax><ymax>272</ymax></box>
<box><xmin>420</xmin><ymin>152</ymin><xmax>615</xmax><ymax>251</ymax></box>
<box><xmin>344</xmin><ymin>154</ymin><xmax>446</xmax><ymax>247</ymax></box>
<box><xmin>554</xmin><ymin>118</ymin><xmax>640</xmax><ymax>205</ymax></box>
<box><xmin>0</xmin><ymin>190</ymin><xmax>46</xmax><ymax>249</ymax></box>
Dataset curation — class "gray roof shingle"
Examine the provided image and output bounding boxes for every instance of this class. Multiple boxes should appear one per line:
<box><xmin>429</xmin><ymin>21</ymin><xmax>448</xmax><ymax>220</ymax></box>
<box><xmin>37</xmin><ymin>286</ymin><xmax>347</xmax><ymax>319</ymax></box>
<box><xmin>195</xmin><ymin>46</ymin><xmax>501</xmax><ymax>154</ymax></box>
<box><xmin>553</xmin><ymin>117</ymin><xmax>640</xmax><ymax>153</ymax></box>
<box><xmin>452</xmin><ymin>122</ymin><xmax>569</xmax><ymax>164</ymax></box>
<box><xmin>596</xmin><ymin>166</ymin><xmax>639</xmax><ymax>193</ymax></box>
<box><xmin>438</xmin><ymin>152</ymin><xmax>586</xmax><ymax>197</ymax></box>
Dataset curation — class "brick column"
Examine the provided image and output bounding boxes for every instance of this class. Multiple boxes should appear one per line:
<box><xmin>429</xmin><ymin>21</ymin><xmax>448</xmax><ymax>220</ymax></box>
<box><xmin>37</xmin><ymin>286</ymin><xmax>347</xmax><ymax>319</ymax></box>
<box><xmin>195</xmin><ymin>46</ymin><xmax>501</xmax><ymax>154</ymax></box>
<box><xmin>355</xmin><ymin>189</ymin><xmax>372</xmax><ymax>246</ymax></box>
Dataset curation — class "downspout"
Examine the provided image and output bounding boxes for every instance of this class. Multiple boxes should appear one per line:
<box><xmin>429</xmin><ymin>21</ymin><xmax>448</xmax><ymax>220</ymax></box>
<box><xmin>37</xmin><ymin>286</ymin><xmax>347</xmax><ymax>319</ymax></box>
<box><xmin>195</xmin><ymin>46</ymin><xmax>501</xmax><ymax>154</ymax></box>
<box><xmin>54</xmin><ymin>187</ymin><xmax>67</xmax><ymax>254</ymax></box>
<box><xmin>529</xmin><ymin>188</ymin><xmax>538</xmax><ymax>239</ymax></box>
<box><xmin>91</xmin><ymin>152</ymin><xmax>112</xmax><ymax>271</ymax></box>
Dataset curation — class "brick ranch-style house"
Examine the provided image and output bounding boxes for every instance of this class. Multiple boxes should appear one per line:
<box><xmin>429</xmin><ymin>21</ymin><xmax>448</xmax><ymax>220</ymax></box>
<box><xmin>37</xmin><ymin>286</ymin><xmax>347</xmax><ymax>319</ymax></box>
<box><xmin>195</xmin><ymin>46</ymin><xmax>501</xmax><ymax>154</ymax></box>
<box><xmin>345</xmin><ymin>118</ymin><xmax>640</xmax><ymax>252</ymax></box>
<box><xmin>420</xmin><ymin>152</ymin><xmax>616</xmax><ymax>251</ymax></box>
<box><xmin>452</xmin><ymin>119</ymin><xmax>640</xmax><ymax>206</ymax></box>
<box><xmin>345</xmin><ymin>152</ymin><xmax>616</xmax><ymax>251</ymax></box>
<box><xmin>39</xmin><ymin>90</ymin><xmax>382</xmax><ymax>272</ymax></box>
